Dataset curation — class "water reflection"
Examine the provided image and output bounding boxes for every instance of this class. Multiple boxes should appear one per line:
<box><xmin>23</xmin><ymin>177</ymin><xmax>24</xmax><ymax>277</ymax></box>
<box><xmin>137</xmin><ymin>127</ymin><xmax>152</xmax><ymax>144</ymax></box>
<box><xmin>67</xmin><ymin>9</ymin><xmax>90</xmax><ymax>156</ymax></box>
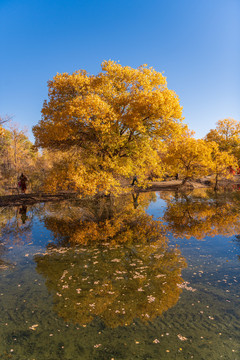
<box><xmin>163</xmin><ymin>189</ymin><xmax>240</xmax><ymax>239</ymax></box>
<box><xmin>0</xmin><ymin>242</ymin><xmax>9</xmax><ymax>270</ymax></box>
<box><xmin>32</xmin><ymin>193</ymin><xmax>186</xmax><ymax>326</ymax></box>
<box><xmin>42</xmin><ymin>192</ymin><xmax>165</xmax><ymax>246</ymax></box>
<box><xmin>1</xmin><ymin>190</ymin><xmax>240</xmax><ymax>325</ymax></box>
<box><xmin>35</xmin><ymin>244</ymin><xmax>186</xmax><ymax>328</ymax></box>
<box><xmin>0</xmin><ymin>191</ymin><xmax>240</xmax><ymax>358</ymax></box>
<box><xmin>0</xmin><ymin>205</ymin><xmax>33</xmax><ymax>244</ymax></box>
<box><xmin>19</xmin><ymin>205</ymin><xmax>28</xmax><ymax>224</ymax></box>
<box><xmin>0</xmin><ymin>206</ymin><xmax>35</xmax><ymax>270</ymax></box>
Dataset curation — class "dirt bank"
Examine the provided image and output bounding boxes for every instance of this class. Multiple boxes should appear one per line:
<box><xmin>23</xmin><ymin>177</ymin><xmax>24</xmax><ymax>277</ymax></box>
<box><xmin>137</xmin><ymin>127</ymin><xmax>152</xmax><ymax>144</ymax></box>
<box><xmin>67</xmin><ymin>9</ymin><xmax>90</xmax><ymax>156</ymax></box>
<box><xmin>1</xmin><ymin>176</ymin><xmax>239</xmax><ymax>207</ymax></box>
<box><xmin>0</xmin><ymin>192</ymin><xmax>76</xmax><ymax>207</ymax></box>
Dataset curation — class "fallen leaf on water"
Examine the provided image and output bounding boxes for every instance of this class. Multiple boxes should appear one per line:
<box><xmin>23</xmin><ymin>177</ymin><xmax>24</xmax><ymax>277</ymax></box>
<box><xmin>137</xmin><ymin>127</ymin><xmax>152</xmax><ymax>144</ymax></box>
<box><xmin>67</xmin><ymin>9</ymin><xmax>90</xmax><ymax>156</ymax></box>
<box><xmin>29</xmin><ymin>324</ymin><xmax>38</xmax><ymax>331</ymax></box>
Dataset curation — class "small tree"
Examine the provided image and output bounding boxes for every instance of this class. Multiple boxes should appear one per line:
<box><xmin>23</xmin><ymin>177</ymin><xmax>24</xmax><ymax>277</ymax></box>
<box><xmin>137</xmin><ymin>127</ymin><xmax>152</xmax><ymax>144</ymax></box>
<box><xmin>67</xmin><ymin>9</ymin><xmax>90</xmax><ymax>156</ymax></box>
<box><xmin>205</xmin><ymin>118</ymin><xmax>240</xmax><ymax>159</ymax></box>
<box><xmin>0</xmin><ymin>123</ymin><xmax>40</xmax><ymax>192</ymax></box>
<box><xmin>163</xmin><ymin>136</ymin><xmax>212</xmax><ymax>185</ymax></box>
<box><xmin>208</xmin><ymin>142</ymin><xmax>238</xmax><ymax>190</ymax></box>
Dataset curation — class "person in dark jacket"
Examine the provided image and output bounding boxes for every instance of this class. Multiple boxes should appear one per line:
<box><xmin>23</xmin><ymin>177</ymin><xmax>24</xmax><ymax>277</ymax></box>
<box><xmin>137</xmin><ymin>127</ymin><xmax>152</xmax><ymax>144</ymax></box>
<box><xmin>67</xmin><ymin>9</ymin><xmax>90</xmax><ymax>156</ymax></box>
<box><xmin>131</xmin><ymin>175</ymin><xmax>138</xmax><ymax>186</ymax></box>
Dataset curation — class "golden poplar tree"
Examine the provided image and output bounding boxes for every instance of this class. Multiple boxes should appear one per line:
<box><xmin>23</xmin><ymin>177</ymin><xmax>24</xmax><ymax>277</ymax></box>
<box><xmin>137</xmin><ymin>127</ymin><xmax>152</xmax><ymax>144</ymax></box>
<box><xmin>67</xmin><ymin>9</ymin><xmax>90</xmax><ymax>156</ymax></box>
<box><xmin>163</xmin><ymin>134</ymin><xmax>213</xmax><ymax>184</ymax></box>
<box><xmin>33</xmin><ymin>61</ymin><xmax>185</xmax><ymax>195</ymax></box>
<box><xmin>208</xmin><ymin>142</ymin><xmax>238</xmax><ymax>190</ymax></box>
<box><xmin>205</xmin><ymin>118</ymin><xmax>240</xmax><ymax>159</ymax></box>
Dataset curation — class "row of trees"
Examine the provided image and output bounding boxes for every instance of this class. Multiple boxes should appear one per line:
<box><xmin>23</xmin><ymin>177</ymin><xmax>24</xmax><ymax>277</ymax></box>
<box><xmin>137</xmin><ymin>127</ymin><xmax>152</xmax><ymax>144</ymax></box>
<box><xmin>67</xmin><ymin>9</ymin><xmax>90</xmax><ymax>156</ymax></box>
<box><xmin>0</xmin><ymin>120</ymin><xmax>35</xmax><ymax>193</ymax></box>
<box><xmin>163</xmin><ymin>127</ymin><xmax>238</xmax><ymax>189</ymax></box>
<box><xmin>0</xmin><ymin>116</ymin><xmax>52</xmax><ymax>194</ymax></box>
<box><xmin>1</xmin><ymin>61</ymin><xmax>240</xmax><ymax>195</ymax></box>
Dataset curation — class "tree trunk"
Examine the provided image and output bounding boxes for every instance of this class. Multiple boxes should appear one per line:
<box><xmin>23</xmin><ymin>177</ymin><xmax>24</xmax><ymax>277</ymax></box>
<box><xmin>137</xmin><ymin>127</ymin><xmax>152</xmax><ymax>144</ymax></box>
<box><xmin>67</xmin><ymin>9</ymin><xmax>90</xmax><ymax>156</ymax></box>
<box><xmin>181</xmin><ymin>177</ymin><xmax>189</xmax><ymax>185</ymax></box>
<box><xmin>214</xmin><ymin>174</ymin><xmax>219</xmax><ymax>191</ymax></box>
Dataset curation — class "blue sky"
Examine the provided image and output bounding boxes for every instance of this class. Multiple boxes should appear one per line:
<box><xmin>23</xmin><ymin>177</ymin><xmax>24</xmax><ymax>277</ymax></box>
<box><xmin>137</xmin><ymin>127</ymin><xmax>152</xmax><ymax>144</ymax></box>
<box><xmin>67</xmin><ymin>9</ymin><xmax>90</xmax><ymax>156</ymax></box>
<box><xmin>0</xmin><ymin>0</ymin><xmax>239</xmax><ymax>142</ymax></box>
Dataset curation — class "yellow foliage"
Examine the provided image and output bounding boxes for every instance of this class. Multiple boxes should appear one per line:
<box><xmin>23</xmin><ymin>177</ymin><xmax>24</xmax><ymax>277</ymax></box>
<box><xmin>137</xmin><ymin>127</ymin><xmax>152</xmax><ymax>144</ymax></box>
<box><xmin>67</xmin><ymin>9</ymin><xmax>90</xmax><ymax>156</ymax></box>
<box><xmin>0</xmin><ymin>125</ymin><xmax>4</xmax><ymax>136</ymax></box>
<box><xmin>207</xmin><ymin>142</ymin><xmax>238</xmax><ymax>189</ymax></box>
<box><xmin>33</xmin><ymin>61</ymin><xmax>186</xmax><ymax>195</ymax></box>
<box><xmin>42</xmin><ymin>192</ymin><xmax>166</xmax><ymax>245</ymax></box>
<box><xmin>205</xmin><ymin>118</ymin><xmax>240</xmax><ymax>159</ymax></box>
<box><xmin>164</xmin><ymin>190</ymin><xmax>240</xmax><ymax>240</ymax></box>
<box><xmin>163</xmin><ymin>134</ymin><xmax>213</xmax><ymax>183</ymax></box>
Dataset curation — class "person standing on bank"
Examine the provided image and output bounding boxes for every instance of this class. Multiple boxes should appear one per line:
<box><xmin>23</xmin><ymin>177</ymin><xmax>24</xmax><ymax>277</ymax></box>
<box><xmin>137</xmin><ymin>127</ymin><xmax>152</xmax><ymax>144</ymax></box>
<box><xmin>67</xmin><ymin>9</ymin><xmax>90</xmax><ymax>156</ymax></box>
<box><xmin>18</xmin><ymin>173</ymin><xmax>28</xmax><ymax>194</ymax></box>
<box><xmin>131</xmin><ymin>175</ymin><xmax>138</xmax><ymax>186</ymax></box>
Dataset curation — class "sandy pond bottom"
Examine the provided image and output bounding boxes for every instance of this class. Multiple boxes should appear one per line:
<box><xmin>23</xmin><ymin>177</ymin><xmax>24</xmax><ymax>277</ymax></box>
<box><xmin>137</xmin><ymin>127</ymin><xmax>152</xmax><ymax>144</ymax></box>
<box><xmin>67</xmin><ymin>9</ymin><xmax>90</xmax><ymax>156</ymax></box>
<box><xmin>0</xmin><ymin>194</ymin><xmax>239</xmax><ymax>360</ymax></box>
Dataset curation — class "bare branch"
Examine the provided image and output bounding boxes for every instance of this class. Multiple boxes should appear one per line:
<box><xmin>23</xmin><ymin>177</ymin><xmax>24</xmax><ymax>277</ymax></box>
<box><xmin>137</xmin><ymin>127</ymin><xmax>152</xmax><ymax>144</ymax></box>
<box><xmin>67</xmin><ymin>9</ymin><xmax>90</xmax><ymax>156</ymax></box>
<box><xmin>0</xmin><ymin>114</ymin><xmax>13</xmax><ymax>125</ymax></box>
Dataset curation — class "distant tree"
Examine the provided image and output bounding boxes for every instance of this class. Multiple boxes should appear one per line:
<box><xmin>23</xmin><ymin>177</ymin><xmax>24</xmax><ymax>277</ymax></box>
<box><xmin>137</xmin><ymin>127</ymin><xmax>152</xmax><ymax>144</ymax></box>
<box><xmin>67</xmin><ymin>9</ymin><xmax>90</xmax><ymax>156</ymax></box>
<box><xmin>208</xmin><ymin>142</ymin><xmax>238</xmax><ymax>190</ymax></box>
<box><xmin>0</xmin><ymin>114</ymin><xmax>12</xmax><ymax>136</ymax></box>
<box><xmin>8</xmin><ymin>124</ymin><xmax>37</xmax><ymax>178</ymax></box>
<box><xmin>0</xmin><ymin>114</ymin><xmax>12</xmax><ymax>126</ymax></box>
<box><xmin>205</xmin><ymin>118</ymin><xmax>240</xmax><ymax>159</ymax></box>
<box><xmin>0</xmin><ymin>124</ymin><xmax>3</xmax><ymax>137</ymax></box>
<box><xmin>163</xmin><ymin>135</ymin><xmax>212</xmax><ymax>185</ymax></box>
<box><xmin>0</xmin><ymin>123</ymin><xmax>40</xmax><ymax>192</ymax></box>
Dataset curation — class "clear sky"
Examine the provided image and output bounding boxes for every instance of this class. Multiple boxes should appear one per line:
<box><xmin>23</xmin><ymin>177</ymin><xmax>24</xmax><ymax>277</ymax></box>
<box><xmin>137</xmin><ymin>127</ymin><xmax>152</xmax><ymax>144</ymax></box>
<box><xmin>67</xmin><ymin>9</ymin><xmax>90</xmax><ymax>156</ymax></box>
<box><xmin>1</xmin><ymin>0</ymin><xmax>239</xmax><ymax>142</ymax></box>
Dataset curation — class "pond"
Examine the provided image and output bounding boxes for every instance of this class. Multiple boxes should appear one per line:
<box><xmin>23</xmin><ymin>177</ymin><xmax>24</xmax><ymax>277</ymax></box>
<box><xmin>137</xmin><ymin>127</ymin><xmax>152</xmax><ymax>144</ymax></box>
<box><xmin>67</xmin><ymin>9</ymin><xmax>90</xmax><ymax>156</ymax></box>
<box><xmin>0</xmin><ymin>189</ymin><xmax>239</xmax><ymax>359</ymax></box>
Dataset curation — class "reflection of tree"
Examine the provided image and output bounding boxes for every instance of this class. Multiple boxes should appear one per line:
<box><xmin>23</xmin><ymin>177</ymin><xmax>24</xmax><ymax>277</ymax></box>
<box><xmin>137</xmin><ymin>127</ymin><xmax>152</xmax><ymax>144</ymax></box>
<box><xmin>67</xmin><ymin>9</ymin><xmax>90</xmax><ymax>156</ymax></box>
<box><xmin>163</xmin><ymin>189</ymin><xmax>240</xmax><ymax>239</ymax></box>
<box><xmin>0</xmin><ymin>205</ymin><xmax>33</xmax><ymax>245</ymax></box>
<box><xmin>34</xmin><ymin>192</ymin><xmax>186</xmax><ymax>327</ymax></box>
<box><xmin>42</xmin><ymin>192</ymin><xmax>161</xmax><ymax>245</ymax></box>
<box><xmin>0</xmin><ymin>241</ymin><xmax>10</xmax><ymax>270</ymax></box>
<box><xmin>0</xmin><ymin>208</ymin><xmax>15</xmax><ymax>269</ymax></box>
<box><xmin>0</xmin><ymin>207</ymin><xmax>16</xmax><ymax>234</ymax></box>
<box><xmin>35</xmin><ymin>243</ymin><xmax>186</xmax><ymax>328</ymax></box>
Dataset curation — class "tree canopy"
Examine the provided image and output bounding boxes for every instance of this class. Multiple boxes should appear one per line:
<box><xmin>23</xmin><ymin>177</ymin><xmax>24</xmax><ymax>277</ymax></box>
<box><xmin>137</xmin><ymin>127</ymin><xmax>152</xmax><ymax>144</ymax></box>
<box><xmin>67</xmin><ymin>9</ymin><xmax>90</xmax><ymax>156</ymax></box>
<box><xmin>162</xmin><ymin>134</ymin><xmax>213</xmax><ymax>184</ymax></box>
<box><xmin>33</xmin><ymin>61</ymin><xmax>186</xmax><ymax>195</ymax></box>
<box><xmin>205</xmin><ymin>118</ymin><xmax>240</xmax><ymax>159</ymax></box>
<box><xmin>208</xmin><ymin>142</ymin><xmax>238</xmax><ymax>190</ymax></box>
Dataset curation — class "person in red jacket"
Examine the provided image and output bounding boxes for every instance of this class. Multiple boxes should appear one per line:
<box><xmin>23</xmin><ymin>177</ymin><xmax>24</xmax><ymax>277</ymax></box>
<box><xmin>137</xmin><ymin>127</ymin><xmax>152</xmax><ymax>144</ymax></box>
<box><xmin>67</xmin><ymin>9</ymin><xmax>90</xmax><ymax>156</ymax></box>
<box><xmin>229</xmin><ymin>166</ymin><xmax>236</xmax><ymax>175</ymax></box>
<box><xmin>18</xmin><ymin>173</ymin><xmax>28</xmax><ymax>193</ymax></box>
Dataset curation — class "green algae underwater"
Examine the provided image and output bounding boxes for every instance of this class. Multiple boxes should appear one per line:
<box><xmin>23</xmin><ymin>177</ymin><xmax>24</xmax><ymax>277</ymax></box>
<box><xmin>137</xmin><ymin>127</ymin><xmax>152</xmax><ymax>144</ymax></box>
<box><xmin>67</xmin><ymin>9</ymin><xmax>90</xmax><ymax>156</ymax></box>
<box><xmin>0</xmin><ymin>190</ymin><xmax>239</xmax><ymax>359</ymax></box>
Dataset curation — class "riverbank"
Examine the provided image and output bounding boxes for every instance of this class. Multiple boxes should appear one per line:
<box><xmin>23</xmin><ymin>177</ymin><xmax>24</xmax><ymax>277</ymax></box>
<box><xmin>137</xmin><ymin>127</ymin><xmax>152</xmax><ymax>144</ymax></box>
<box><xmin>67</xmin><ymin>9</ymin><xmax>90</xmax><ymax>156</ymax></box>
<box><xmin>140</xmin><ymin>179</ymin><xmax>206</xmax><ymax>191</ymax></box>
<box><xmin>1</xmin><ymin>176</ymin><xmax>239</xmax><ymax>207</ymax></box>
<box><xmin>0</xmin><ymin>192</ymin><xmax>76</xmax><ymax>207</ymax></box>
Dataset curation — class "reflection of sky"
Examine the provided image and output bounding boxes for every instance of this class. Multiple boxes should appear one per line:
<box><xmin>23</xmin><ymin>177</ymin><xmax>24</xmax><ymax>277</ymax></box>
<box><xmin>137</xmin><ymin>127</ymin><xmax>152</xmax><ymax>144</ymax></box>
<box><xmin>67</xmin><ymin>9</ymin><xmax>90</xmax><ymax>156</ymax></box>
<box><xmin>171</xmin><ymin>234</ymin><xmax>240</xmax><ymax>265</ymax></box>
<box><xmin>145</xmin><ymin>193</ymin><xmax>166</xmax><ymax>218</ymax></box>
<box><xmin>146</xmin><ymin>194</ymin><xmax>240</xmax><ymax>264</ymax></box>
<box><xmin>1</xmin><ymin>210</ymin><xmax>54</xmax><ymax>265</ymax></box>
<box><xmin>31</xmin><ymin>218</ymin><xmax>54</xmax><ymax>247</ymax></box>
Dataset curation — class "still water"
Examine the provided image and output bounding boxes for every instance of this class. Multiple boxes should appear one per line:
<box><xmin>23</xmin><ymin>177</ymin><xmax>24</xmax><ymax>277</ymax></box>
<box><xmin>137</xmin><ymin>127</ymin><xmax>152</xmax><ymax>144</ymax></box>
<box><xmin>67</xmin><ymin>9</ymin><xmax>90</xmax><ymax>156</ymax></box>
<box><xmin>0</xmin><ymin>190</ymin><xmax>239</xmax><ymax>359</ymax></box>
